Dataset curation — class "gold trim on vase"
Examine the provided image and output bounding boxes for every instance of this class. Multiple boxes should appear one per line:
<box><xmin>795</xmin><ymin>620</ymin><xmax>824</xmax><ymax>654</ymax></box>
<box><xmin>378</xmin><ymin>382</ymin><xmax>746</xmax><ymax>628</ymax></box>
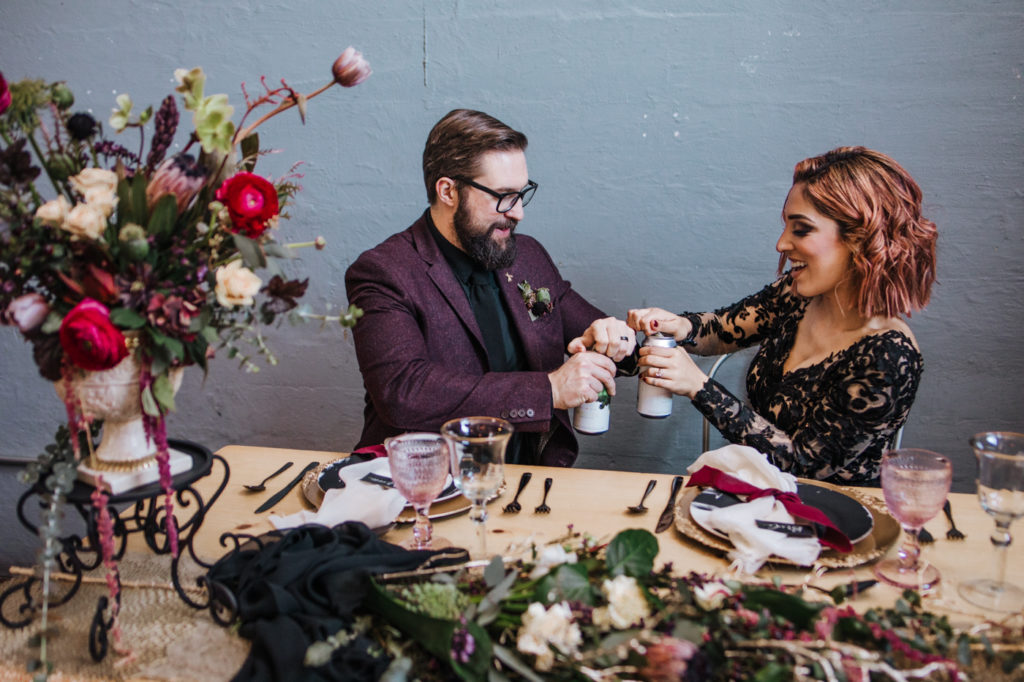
<box><xmin>87</xmin><ymin>454</ymin><xmax>158</xmax><ymax>473</ymax></box>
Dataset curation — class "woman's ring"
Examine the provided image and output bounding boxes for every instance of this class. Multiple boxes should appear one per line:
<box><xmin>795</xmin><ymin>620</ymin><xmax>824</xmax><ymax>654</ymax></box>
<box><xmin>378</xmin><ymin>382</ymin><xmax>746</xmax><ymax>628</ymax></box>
<box><xmin>655</xmin><ymin>369</ymin><xmax>663</xmax><ymax>378</ymax></box>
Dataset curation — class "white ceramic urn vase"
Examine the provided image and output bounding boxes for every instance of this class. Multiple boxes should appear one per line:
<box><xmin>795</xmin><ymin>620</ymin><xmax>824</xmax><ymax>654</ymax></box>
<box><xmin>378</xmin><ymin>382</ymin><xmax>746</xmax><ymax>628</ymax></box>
<box><xmin>55</xmin><ymin>351</ymin><xmax>184</xmax><ymax>488</ymax></box>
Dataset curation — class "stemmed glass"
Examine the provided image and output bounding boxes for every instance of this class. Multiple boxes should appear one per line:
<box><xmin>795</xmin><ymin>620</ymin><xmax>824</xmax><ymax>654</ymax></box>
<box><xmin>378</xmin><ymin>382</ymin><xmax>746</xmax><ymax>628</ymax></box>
<box><xmin>384</xmin><ymin>432</ymin><xmax>451</xmax><ymax>550</ymax></box>
<box><xmin>958</xmin><ymin>431</ymin><xmax>1024</xmax><ymax>612</ymax></box>
<box><xmin>441</xmin><ymin>416</ymin><xmax>513</xmax><ymax>559</ymax></box>
<box><xmin>874</xmin><ymin>448</ymin><xmax>952</xmax><ymax>590</ymax></box>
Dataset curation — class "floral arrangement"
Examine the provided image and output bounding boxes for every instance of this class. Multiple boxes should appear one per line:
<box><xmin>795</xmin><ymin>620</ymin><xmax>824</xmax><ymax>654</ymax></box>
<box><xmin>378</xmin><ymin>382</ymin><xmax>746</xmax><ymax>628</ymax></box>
<box><xmin>308</xmin><ymin>528</ymin><xmax>1024</xmax><ymax>681</ymax></box>
<box><xmin>1</xmin><ymin>48</ymin><xmax>370</xmax><ymax>673</ymax></box>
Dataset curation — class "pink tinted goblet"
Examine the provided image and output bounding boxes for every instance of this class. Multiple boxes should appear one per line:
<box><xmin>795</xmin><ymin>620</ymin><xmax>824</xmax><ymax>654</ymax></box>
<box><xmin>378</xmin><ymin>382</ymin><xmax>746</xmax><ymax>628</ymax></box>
<box><xmin>874</xmin><ymin>448</ymin><xmax>952</xmax><ymax>590</ymax></box>
<box><xmin>384</xmin><ymin>432</ymin><xmax>450</xmax><ymax>550</ymax></box>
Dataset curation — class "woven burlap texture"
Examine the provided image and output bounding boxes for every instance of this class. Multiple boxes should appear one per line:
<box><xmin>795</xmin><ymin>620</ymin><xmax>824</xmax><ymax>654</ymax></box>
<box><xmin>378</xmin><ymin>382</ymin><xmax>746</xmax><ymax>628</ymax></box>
<box><xmin>0</xmin><ymin>553</ymin><xmax>248</xmax><ymax>681</ymax></box>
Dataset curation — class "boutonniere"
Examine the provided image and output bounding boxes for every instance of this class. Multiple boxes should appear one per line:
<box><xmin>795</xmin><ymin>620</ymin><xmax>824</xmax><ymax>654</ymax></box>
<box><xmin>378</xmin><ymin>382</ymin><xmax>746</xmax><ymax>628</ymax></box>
<box><xmin>517</xmin><ymin>280</ymin><xmax>553</xmax><ymax>321</ymax></box>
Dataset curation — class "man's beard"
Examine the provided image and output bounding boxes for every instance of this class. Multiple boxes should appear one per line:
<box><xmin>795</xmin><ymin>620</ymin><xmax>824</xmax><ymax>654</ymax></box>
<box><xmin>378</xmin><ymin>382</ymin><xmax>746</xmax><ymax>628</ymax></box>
<box><xmin>453</xmin><ymin>199</ymin><xmax>518</xmax><ymax>271</ymax></box>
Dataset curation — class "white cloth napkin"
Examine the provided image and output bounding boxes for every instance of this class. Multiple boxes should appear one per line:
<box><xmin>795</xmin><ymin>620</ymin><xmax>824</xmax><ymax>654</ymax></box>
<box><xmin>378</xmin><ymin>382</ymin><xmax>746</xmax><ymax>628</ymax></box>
<box><xmin>269</xmin><ymin>457</ymin><xmax>406</xmax><ymax>531</ymax></box>
<box><xmin>686</xmin><ymin>444</ymin><xmax>821</xmax><ymax>573</ymax></box>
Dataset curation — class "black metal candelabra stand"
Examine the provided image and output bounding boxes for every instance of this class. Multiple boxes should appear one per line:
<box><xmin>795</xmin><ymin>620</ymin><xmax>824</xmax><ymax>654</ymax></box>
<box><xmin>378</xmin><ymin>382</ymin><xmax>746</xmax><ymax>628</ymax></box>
<box><xmin>0</xmin><ymin>439</ymin><xmax>229</xmax><ymax>661</ymax></box>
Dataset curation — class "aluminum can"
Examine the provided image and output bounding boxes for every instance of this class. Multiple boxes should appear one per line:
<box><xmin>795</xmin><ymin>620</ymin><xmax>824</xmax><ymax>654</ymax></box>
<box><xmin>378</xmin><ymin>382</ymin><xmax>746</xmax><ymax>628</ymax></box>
<box><xmin>573</xmin><ymin>388</ymin><xmax>610</xmax><ymax>435</ymax></box>
<box><xmin>637</xmin><ymin>332</ymin><xmax>676</xmax><ymax>418</ymax></box>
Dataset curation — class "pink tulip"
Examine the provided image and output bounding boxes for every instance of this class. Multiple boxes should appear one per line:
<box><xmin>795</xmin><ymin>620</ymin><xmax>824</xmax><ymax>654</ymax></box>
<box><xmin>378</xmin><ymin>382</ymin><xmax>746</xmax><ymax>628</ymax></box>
<box><xmin>332</xmin><ymin>47</ymin><xmax>372</xmax><ymax>87</ymax></box>
<box><xmin>4</xmin><ymin>293</ymin><xmax>50</xmax><ymax>333</ymax></box>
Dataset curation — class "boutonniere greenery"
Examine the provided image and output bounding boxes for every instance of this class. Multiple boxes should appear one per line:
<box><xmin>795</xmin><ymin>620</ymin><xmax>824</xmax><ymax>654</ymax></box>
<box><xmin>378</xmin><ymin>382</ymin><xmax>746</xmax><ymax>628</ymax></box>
<box><xmin>517</xmin><ymin>280</ymin><xmax>552</xmax><ymax>321</ymax></box>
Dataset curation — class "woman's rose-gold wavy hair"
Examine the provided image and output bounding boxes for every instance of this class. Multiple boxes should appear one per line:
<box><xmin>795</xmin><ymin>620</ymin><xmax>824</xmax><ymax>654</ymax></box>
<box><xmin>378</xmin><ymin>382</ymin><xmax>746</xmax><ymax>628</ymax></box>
<box><xmin>781</xmin><ymin>146</ymin><xmax>938</xmax><ymax>318</ymax></box>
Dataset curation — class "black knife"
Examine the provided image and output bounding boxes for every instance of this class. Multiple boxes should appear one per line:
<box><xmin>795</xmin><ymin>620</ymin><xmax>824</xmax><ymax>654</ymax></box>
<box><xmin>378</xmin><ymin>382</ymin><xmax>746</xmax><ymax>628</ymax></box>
<box><xmin>255</xmin><ymin>461</ymin><xmax>319</xmax><ymax>513</ymax></box>
<box><xmin>655</xmin><ymin>475</ymin><xmax>685</xmax><ymax>533</ymax></box>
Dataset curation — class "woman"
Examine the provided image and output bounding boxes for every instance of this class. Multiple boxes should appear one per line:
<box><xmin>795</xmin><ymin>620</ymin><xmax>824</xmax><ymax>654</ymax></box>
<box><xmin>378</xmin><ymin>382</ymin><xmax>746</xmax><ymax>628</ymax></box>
<box><xmin>625</xmin><ymin>147</ymin><xmax>936</xmax><ymax>486</ymax></box>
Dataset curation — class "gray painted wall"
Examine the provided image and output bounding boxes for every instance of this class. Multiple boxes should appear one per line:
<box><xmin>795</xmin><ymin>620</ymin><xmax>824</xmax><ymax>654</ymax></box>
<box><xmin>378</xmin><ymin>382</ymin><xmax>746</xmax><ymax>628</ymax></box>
<box><xmin>2</xmin><ymin>0</ymin><xmax>1022</xmax><ymax>568</ymax></box>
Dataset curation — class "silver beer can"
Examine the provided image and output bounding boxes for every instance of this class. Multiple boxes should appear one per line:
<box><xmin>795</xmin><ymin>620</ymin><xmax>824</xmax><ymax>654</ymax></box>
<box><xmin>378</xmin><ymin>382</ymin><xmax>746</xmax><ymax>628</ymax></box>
<box><xmin>637</xmin><ymin>332</ymin><xmax>676</xmax><ymax>418</ymax></box>
<box><xmin>573</xmin><ymin>387</ymin><xmax>610</xmax><ymax>435</ymax></box>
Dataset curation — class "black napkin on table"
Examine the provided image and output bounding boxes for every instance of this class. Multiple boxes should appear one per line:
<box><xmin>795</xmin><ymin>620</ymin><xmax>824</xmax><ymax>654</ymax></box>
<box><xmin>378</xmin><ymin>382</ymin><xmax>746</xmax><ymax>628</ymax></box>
<box><xmin>205</xmin><ymin>521</ymin><xmax>468</xmax><ymax>681</ymax></box>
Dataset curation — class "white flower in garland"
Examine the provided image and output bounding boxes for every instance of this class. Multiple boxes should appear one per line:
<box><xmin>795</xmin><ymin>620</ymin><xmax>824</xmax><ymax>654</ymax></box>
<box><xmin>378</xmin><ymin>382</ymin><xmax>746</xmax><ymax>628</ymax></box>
<box><xmin>528</xmin><ymin>543</ymin><xmax>578</xmax><ymax>580</ymax></box>
<box><xmin>693</xmin><ymin>581</ymin><xmax>733</xmax><ymax>611</ymax></box>
<box><xmin>592</xmin><ymin>574</ymin><xmax>650</xmax><ymax>630</ymax></box>
<box><xmin>516</xmin><ymin>601</ymin><xmax>582</xmax><ymax>672</ymax></box>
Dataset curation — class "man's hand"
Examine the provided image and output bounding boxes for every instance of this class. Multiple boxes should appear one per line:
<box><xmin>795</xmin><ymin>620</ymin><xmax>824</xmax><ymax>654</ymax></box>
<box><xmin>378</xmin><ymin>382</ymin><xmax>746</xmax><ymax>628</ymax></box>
<box><xmin>548</xmin><ymin>351</ymin><xmax>617</xmax><ymax>410</ymax></box>
<box><xmin>567</xmin><ymin>317</ymin><xmax>636</xmax><ymax>361</ymax></box>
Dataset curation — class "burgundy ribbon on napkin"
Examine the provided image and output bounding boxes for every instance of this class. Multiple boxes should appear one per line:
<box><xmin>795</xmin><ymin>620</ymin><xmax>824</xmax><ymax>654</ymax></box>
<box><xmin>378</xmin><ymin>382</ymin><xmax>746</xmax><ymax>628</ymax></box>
<box><xmin>686</xmin><ymin>466</ymin><xmax>853</xmax><ymax>553</ymax></box>
<box><xmin>353</xmin><ymin>444</ymin><xmax>387</xmax><ymax>459</ymax></box>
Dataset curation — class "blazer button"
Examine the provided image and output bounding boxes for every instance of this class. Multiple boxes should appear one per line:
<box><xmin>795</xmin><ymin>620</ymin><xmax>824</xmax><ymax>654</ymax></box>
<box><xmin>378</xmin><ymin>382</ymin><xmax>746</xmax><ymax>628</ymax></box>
<box><xmin>501</xmin><ymin>410</ymin><xmax>510</xmax><ymax>419</ymax></box>
<box><xmin>526</xmin><ymin>408</ymin><xmax>535</xmax><ymax>418</ymax></box>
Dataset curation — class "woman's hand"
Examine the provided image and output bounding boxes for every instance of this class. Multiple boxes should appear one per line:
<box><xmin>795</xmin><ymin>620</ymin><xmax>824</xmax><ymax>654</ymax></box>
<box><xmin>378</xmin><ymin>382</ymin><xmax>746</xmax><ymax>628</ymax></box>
<box><xmin>638</xmin><ymin>344</ymin><xmax>708</xmax><ymax>399</ymax></box>
<box><xmin>567</xmin><ymin>317</ymin><xmax>636</xmax><ymax>362</ymax></box>
<box><xmin>627</xmin><ymin>307</ymin><xmax>692</xmax><ymax>341</ymax></box>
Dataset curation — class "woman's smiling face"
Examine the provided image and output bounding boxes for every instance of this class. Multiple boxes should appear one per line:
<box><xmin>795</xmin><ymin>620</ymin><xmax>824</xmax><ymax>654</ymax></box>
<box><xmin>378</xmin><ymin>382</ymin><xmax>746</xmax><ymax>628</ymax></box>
<box><xmin>776</xmin><ymin>182</ymin><xmax>854</xmax><ymax>301</ymax></box>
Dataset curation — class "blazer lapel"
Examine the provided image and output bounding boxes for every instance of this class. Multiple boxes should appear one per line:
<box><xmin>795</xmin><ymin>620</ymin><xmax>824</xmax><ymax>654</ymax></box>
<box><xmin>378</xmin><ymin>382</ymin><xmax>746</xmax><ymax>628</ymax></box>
<box><xmin>411</xmin><ymin>218</ymin><xmax>487</xmax><ymax>350</ymax></box>
<box><xmin>497</xmin><ymin>265</ymin><xmax>545</xmax><ymax>371</ymax></box>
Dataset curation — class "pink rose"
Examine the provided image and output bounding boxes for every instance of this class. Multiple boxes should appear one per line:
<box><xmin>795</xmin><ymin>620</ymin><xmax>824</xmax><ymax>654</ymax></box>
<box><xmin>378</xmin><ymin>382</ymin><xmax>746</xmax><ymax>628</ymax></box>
<box><xmin>59</xmin><ymin>299</ymin><xmax>129</xmax><ymax>371</ymax></box>
<box><xmin>215</xmin><ymin>172</ymin><xmax>279</xmax><ymax>239</ymax></box>
<box><xmin>0</xmin><ymin>71</ymin><xmax>11</xmax><ymax>115</ymax></box>
<box><xmin>3</xmin><ymin>293</ymin><xmax>50</xmax><ymax>332</ymax></box>
<box><xmin>332</xmin><ymin>47</ymin><xmax>372</xmax><ymax>87</ymax></box>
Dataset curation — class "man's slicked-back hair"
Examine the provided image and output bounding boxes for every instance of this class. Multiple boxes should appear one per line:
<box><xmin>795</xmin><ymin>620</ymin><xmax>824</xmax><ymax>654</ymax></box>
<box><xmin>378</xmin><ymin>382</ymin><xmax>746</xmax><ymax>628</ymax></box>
<box><xmin>422</xmin><ymin>109</ymin><xmax>528</xmax><ymax>204</ymax></box>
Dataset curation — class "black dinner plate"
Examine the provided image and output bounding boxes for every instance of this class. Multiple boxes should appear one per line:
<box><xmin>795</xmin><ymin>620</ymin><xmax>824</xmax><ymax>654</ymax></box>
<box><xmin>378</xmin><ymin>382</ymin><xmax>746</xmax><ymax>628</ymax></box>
<box><xmin>317</xmin><ymin>456</ymin><xmax>459</xmax><ymax>505</ymax></box>
<box><xmin>692</xmin><ymin>482</ymin><xmax>874</xmax><ymax>543</ymax></box>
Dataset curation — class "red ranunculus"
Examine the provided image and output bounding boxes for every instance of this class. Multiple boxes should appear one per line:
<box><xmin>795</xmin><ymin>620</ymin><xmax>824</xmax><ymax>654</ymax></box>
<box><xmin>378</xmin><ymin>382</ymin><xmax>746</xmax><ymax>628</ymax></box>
<box><xmin>0</xmin><ymin>71</ymin><xmax>11</xmax><ymax>115</ymax></box>
<box><xmin>215</xmin><ymin>172</ymin><xmax>279</xmax><ymax>239</ymax></box>
<box><xmin>59</xmin><ymin>298</ymin><xmax>129</xmax><ymax>371</ymax></box>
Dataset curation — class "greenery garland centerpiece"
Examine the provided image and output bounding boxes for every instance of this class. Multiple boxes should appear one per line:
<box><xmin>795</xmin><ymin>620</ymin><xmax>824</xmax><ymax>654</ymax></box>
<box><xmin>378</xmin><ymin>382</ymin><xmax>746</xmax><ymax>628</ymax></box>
<box><xmin>0</xmin><ymin>48</ymin><xmax>370</xmax><ymax>673</ymax></box>
<box><xmin>307</xmin><ymin>527</ymin><xmax>1024</xmax><ymax>681</ymax></box>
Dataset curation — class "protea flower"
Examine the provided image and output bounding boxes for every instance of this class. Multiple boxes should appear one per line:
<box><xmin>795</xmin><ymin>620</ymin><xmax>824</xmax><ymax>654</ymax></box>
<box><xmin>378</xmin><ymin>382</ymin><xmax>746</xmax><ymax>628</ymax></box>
<box><xmin>146</xmin><ymin>152</ymin><xmax>207</xmax><ymax>214</ymax></box>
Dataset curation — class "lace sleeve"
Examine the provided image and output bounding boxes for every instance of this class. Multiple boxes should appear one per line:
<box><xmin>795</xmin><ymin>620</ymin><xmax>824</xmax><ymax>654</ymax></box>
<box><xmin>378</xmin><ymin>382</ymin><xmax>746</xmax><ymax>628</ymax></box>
<box><xmin>691</xmin><ymin>332</ymin><xmax>922</xmax><ymax>486</ymax></box>
<box><xmin>681</xmin><ymin>277</ymin><xmax>801</xmax><ymax>356</ymax></box>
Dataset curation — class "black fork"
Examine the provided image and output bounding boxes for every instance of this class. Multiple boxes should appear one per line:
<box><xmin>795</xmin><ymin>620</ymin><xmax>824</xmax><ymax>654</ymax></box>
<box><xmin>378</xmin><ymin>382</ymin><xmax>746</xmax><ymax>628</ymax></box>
<box><xmin>534</xmin><ymin>477</ymin><xmax>553</xmax><ymax>513</ymax></box>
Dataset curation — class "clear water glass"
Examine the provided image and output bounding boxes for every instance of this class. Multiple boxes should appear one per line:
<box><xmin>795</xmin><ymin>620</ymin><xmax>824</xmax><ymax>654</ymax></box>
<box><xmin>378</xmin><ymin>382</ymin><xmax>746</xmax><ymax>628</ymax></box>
<box><xmin>384</xmin><ymin>432</ymin><xmax>450</xmax><ymax>550</ymax></box>
<box><xmin>874</xmin><ymin>448</ymin><xmax>952</xmax><ymax>590</ymax></box>
<box><xmin>958</xmin><ymin>431</ymin><xmax>1024</xmax><ymax>612</ymax></box>
<box><xmin>441</xmin><ymin>416</ymin><xmax>512</xmax><ymax>559</ymax></box>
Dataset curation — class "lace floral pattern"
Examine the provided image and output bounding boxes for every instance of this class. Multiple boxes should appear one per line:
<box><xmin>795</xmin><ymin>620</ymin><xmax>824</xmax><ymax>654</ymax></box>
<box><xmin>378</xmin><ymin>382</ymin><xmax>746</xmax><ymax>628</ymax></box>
<box><xmin>688</xmin><ymin>277</ymin><xmax>922</xmax><ymax>486</ymax></box>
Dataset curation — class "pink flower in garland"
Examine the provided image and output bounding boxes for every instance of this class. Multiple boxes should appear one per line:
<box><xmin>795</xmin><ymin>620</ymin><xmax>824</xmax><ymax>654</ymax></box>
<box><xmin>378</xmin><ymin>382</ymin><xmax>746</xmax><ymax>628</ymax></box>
<box><xmin>216</xmin><ymin>171</ymin><xmax>279</xmax><ymax>239</ymax></box>
<box><xmin>58</xmin><ymin>298</ymin><xmax>129</xmax><ymax>371</ymax></box>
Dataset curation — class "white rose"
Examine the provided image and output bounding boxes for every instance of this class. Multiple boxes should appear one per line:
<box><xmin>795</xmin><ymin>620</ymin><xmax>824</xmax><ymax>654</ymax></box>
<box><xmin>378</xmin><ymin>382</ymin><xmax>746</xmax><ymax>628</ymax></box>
<box><xmin>63</xmin><ymin>203</ymin><xmax>107</xmax><ymax>240</ymax></box>
<box><xmin>70</xmin><ymin>168</ymin><xmax>118</xmax><ymax>197</ymax></box>
<box><xmin>215</xmin><ymin>260</ymin><xmax>262</xmax><ymax>308</ymax></box>
<box><xmin>35</xmin><ymin>195</ymin><xmax>71</xmax><ymax>226</ymax></box>
<box><xmin>84</xmin><ymin>187</ymin><xmax>118</xmax><ymax>218</ymax></box>
<box><xmin>592</xmin><ymin>575</ymin><xmax>650</xmax><ymax>630</ymax></box>
<box><xmin>528</xmin><ymin>544</ymin><xmax>579</xmax><ymax>580</ymax></box>
<box><xmin>693</xmin><ymin>581</ymin><xmax>733</xmax><ymax>611</ymax></box>
<box><xmin>516</xmin><ymin>602</ymin><xmax>582</xmax><ymax>672</ymax></box>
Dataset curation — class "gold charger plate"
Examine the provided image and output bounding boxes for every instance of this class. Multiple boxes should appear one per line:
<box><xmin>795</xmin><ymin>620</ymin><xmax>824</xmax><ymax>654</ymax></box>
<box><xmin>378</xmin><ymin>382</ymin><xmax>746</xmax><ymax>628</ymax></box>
<box><xmin>673</xmin><ymin>479</ymin><xmax>900</xmax><ymax>569</ymax></box>
<box><xmin>300</xmin><ymin>458</ymin><xmax>504</xmax><ymax>524</ymax></box>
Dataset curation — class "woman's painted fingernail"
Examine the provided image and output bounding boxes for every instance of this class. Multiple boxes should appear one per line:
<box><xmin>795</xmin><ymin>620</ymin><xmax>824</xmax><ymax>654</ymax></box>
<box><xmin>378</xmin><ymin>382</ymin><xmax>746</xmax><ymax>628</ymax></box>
<box><xmin>651</xmin><ymin>320</ymin><xmax>659</xmax><ymax>330</ymax></box>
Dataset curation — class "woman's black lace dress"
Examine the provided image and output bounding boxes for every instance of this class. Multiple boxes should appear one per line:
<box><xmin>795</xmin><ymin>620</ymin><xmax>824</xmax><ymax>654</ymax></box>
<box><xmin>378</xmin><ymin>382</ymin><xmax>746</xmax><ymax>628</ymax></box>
<box><xmin>684</xmin><ymin>276</ymin><xmax>922</xmax><ymax>486</ymax></box>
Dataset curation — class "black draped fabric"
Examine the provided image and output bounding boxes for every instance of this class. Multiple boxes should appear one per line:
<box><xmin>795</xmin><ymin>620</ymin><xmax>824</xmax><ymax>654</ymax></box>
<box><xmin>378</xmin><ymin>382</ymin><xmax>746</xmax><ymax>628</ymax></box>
<box><xmin>205</xmin><ymin>522</ymin><xmax>468</xmax><ymax>681</ymax></box>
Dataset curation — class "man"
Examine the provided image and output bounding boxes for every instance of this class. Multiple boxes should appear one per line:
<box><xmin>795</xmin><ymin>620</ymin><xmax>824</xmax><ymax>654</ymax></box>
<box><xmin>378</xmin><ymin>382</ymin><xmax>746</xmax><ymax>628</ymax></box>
<box><xmin>346</xmin><ymin>109</ymin><xmax>634</xmax><ymax>466</ymax></box>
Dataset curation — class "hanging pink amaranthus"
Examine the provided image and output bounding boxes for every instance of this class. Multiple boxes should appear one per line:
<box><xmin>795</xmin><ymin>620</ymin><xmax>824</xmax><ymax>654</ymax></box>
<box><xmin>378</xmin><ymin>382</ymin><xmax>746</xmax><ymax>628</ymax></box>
<box><xmin>140</xmin><ymin>364</ymin><xmax>179</xmax><ymax>557</ymax></box>
<box><xmin>90</xmin><ymin>479</ymin><xmax>132</xmax><ymax>661</ymax></box>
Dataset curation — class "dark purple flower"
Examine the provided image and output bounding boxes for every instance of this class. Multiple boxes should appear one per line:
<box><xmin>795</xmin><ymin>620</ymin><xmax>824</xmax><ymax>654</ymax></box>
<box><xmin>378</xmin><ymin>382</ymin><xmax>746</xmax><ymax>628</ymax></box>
<box><xmin>450</xmin><ymin>623</ymin><xmax>475</xmax><ymax>664</ymax></box>
<box><xmin>67</xmin><ymin>112</ymin><xmax>98</xmax><ymax>140</ymax></box>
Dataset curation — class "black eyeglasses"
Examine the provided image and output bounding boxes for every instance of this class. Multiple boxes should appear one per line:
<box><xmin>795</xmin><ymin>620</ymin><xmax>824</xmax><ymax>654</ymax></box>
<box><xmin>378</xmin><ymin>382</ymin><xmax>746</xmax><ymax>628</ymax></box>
<box><xmin>453</xmin><ymin>177</ymin><xmax>538</xmax><ymax>214</ymax></box>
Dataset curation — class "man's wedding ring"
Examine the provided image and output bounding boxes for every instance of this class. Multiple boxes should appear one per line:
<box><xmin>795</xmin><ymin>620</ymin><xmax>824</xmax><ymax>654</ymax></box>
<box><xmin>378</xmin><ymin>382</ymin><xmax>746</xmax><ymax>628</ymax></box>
<box><xmin>619</xmin><ymin>335</ymin><xmax>629</xmax><ymax>341</ymax></box>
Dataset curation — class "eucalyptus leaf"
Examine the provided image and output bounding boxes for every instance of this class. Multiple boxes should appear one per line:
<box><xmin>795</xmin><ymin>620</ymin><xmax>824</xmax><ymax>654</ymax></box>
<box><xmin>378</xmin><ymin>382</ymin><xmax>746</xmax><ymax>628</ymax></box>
<box><xmin>147</xmin><ymin>193</ymin><xmax>178</xmax><ymax>238</ymax></box>
<box><xmin>605</xmin><ymin>528</ymin><xmax>658</xmax><ymax>578</ymax></box>
<box><xmin>141</xmin><ymin>385</ymin><xmax>160</xmax><ymax>418</ymax></box>
<box><xmin>130</xmin><ymin>172</ymin><xmax>148</xmax><ymax>225</ymax></box>
<box><xmin>232</xmin><ymin>233</ymin><xmax>266</xmax><ymax>269</ymax></box>
<box><xmin>491</xmin><ymin>644</ymin><xmax>544</xmax><ymax>682</ymax></box>
<box><xmin>109</xmin><ymin>307</ymin><xmax>146</xmax><ymax>329</ymax></box>
<box><xmin>484</xmin><ymin>556</ymin><xmax>506</xmax><ymax>588</ymax></box>
<box><xmin>534</xmin><ymin>563</ymin><xmax>593</xmax><ymax>605</ymax></box>
<box><xmin>263</xmin><ymin>243</ymin><xmax>296</xmax><ymax>259</ymax></box>
<box><xmin>152</xmin><ymin>373</ymin><xmax>177</xmax><ymax>413</ymax></box>
<box><xmin>740</xmin><ymin>588</ymin><xmax>825</xmax><ymax>630</ymax></box>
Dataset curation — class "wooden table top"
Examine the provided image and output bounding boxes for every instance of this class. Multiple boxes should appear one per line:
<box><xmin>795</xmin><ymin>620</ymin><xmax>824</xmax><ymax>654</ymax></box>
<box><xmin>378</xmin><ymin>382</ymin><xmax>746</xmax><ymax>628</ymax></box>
<box><xmin>188</xmin><ymin>444</ymin><xmax>1023</xmax><ymax>621</ymax></box>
